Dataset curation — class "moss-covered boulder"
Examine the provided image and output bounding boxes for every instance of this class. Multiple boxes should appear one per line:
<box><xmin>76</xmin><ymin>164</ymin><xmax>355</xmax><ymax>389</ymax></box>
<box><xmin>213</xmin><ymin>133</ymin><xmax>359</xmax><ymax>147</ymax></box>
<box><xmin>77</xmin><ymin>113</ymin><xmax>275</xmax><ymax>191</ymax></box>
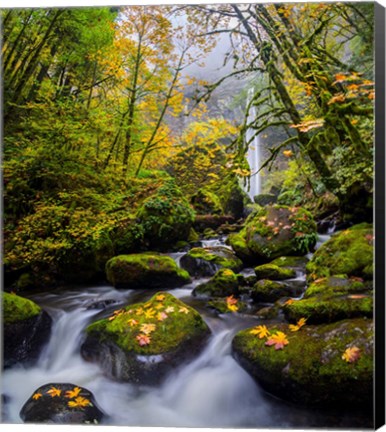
<box><xmin>232</xmin><ymin>318</ymin><xmax>373</xmax><ymax>408</ymax></box>
<box><xmin>250</xmin><ymin>279</ymin><xmax>304</xmax><ymax>303</ymax></box>
<box><xmin>136</xmin><ymin>180</ymin><xmax>195</xmax><ymax>249</ymax></box>
<box><xmin>81</xmin><ymin>293</ymin><xmax>210</xmax><ymax>384</ymax></box>
<box><xmin>254</xmin><ymin>193</ymin><xmax>277</xmax><ymax>206</ymax></box>
<box><xmin>180</xmin><ymin>246</ymin><xmax>243</xmax><ymax>277</ymax></box>
<box><xmin>3</xmin><ymin>293</ymin><xmax>52</xmax><ymax>368</ymax></box>
<box><xmin>228</xmin><ymin>205</ymin><xmax>317</xmax><ymax>263</ymax></box>
<box><xmin>283</xmin><ymin>276</ymin><xmax>372</xmax><ymax>324</ymax></box>
<box><xmin>105</xmin><ymin>253</ymin><xmax>190</xmax><ymax>289</ymax></box>
<box><xmin>254</xmin><ymin>264</ymin><xmax>295</xmax><ymax>281</ymax></box>
<box><xmin>207</xmin><ymin>297</ymin><xmax>247</xmax><ymax>314</ymax></box>
<box><xmin>20</xmin><ymin>383</ymin><xmax>104</xmax><ymax>424</ymax></box>
<box><xmin>269</xmin><ymin>255</ymin><xmax>309</xmax><ymax>271</ymax></box>
<box><xmin>193</xmin><ymin>268</ymin><xmax>241</xmax><ymax>298</ymax></box>
<box><xmin>306</xmin><ymin>223</ymin><xmax>373</xmax><ymax>281</ymax></box>
<box><xmin>191</xmin><ymin>188</ymin><xmax>223</xmax><ymax>215</ymax></box>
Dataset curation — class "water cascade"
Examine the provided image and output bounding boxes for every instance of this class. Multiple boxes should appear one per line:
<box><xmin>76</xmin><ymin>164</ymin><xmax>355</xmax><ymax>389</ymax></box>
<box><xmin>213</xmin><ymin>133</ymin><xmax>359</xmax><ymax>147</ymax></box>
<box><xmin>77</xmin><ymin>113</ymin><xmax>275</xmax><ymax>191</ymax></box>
<box><xmin>244</xmin><ymin>87</ymin><xmax>262</xmax><ymax>200</ymax></box>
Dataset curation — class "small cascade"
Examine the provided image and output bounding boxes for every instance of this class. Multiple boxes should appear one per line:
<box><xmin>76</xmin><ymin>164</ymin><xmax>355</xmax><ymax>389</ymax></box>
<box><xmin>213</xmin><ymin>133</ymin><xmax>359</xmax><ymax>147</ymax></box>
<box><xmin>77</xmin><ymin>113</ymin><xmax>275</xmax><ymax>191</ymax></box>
<box><xmin>244</xmin><ymin>87</ymin><xmax>262</xmax><ymax>200</ymax></box>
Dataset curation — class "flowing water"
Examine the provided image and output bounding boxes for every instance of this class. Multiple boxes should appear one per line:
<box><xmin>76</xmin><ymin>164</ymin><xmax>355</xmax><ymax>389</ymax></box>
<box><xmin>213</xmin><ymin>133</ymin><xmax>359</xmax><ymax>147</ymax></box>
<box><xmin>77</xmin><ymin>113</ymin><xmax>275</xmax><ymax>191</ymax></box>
<box><xmin>1</xmin><ymin>233</ymin><xmax>372</xmax><ymax>428</ymax></box>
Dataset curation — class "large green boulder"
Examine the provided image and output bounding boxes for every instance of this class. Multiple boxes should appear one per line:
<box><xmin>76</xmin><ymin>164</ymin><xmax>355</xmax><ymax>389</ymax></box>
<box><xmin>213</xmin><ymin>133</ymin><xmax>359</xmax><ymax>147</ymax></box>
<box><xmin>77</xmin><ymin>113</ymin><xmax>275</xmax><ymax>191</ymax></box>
<box><xmin>136</xmin><ymin>180</ymin><xmax>195</xmax><ymax>249</ymax></box>
<box><xmin>105</xmin><ymin>253</ymin><xmax>190</xmax><ymax>289</ymax></box>
<box><xmin>228</xmin><ymin>205</ymin><xmax>317</xmax><ymax>263</ymax></box>
<box><xmin>3</xmin><ymin>293</ymin><xmax>52</xmax><ymax>368</ymax></box>
<box><xmin>180</xmin><ymin>246</ymin><xmax>243</xmax><ymax>277</ymax></box>
<box><xmin>306</xmin><ymin>223</ymin><xmax>373</xmax><ymax>281</ymax></box>
<box><xmin>193</xmin><ymin>268</ymin><xmax>240</xmax><ymax>298</ymax></box>
<box><xmin>81</xmin><ymin>293</ymin><xmax>210</xmax><ymax>384</ymax></box>
<box><xmin>232</xmin><ymin>318</ymin><xmax>373</xmax><ymax>408</ymax></box>
<box><xmin>250</xmin><ymin>279</ymin><xmax>304</xmax><ymax>303</ymax></box>
<box><xmin>283</xmin><ymin>276</ymin><xmax>372</xmax><ymax>324</ymax></box>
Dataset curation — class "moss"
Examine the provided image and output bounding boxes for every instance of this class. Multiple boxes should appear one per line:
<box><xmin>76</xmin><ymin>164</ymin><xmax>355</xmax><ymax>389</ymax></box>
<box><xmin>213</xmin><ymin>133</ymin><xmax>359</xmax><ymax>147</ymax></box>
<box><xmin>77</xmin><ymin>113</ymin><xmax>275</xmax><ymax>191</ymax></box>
<box><xmin>304</xmin><ymin>276</ymin><xmax>368</xmax><ymax>299</ymax></box>
<box><xmin>227</xmin><ymin>230</ymin><xmax>253</xmax><ymax>262</ymax></box>
<box><xmin>254</xmin><ymin>264</ymin><xmax>295</xmax><ymax>280</ymax></box>
<box><xmin>16</xmin><ymin>273</ymin><xmax>34</xmax><ymax>290</ymax></box>
<box><xmin>251</xmin><ymin>279</ymin><xmax>295</xmax><ymax>303</ymax></box>
<box><xmin>86</xmin><ymin>292</ymin><xmax>209</xmax><ymax>355</ymax></box>
<box><xmin>193</xmin><ymin>268</ymin><xmax>239</xmax><ymax>298</ymax></box>
<box><xmin>207</xmin><ymin>297</ymin><xmax>247</xmax><ymax>314</ymax></box>
<box><xmin>184</xmin><ymin>247</ymin><xmax>243</xmax><ymax>271</ymax></box>
<box><xmin>188</xmin><ymin>228</ymin><xmax>199</xmax><ymax>242</ymax></box>
<box><xmin>269</xmin><ymin>256</ymin><xmax>309</xmax><ymax>269</ymax></box>
<box><xmin>232</xmin><ymin>318</ymin><xmax>373</xmax><ymax>407</ymax></box>
<box><xmin>306</xmin><ymin>224</ymin><xmax>373</xmax><ymax>281</ymax></box>
<box><xmin>3</xmin><ymin>292</ymin><xmax>41</xmax><ymax>323</ymax></box>
<box><xmin>191</xmin><ymin>188</ymin><xmax>223</xmax><ymax>215</ymax></box>
<box><xmin>136</xmin><ymin>179</ymin><xmax>195</xmax><ymax>249</ymax></box>
<box><xmin>106</xmin><ymin>253</ymin><xmax>190</xmax><ymax>289</ymax></box>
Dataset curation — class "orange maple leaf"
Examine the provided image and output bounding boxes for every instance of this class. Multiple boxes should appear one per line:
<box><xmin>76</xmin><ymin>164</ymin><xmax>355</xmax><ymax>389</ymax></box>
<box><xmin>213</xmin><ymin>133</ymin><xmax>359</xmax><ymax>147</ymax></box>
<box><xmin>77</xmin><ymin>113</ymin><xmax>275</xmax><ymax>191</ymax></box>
<box><xmin>265</xmin><ymin>331</ymin><xmax>289</xmax><ymax>350</ymax></box>
<box><xmin>68</xmin><ymin>396</ymin><xmax>92</xmax><ymax>408</ymax></box>
<box><xmin>283</xmin><ymin>150</ymin><xmax>293</xmax><ymax>158</ymax></box>
<box><xmin>127</xmin><ymin>319</ymin><xmax>138</xmax><ymax>327</ymax></box>
<box><xmin>47</xmin><ymin>387</ymin><xmax>62</xmax><ymax>398</ymax></box>
<box><xmin>250</xmin><ymin>325</ymin><xmax>270</xmax><ymax>339</ymax></box>
<box><xmin>342</xmin><ymin>346</ymin><xmax>361</xmax><ymax>363</ymax></box>
<box><xmin>157</xmin><ymin>311</ymin><xmax>168</xmax><ymax>321</ymax></box>
<box><xmin>289</xmin><ymin>317</ymin><xmax>307</xmax><ymax>332</ymax></box>
<box><xmin>32</xmin><ymin>393</ymin><xmax>43</xmax><ymax>400</ymax></box>
<box><xmin>136</xmin><ymin>334</ymin><xmax>151</xmax><ymax>346</ymax></box>
<box><xmin>65</xmin><ymin>387</ymin><xmax>82</xmax><ymax>399</ymax></box>
<box><xmin>156</xmin><ymin>294</ymin><xmax>166</xmax><ymax>301</ymax></box>
<box><xmin>284</xmin><ymin>298</ymin><xmax>295</xmax><ymax>306</ymax></box>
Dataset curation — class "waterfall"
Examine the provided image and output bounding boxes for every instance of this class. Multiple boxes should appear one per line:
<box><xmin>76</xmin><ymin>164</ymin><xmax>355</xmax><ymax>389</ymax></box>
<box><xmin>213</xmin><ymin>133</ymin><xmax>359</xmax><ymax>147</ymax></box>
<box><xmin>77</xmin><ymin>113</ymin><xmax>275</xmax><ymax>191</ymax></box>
<box><xmin>244</xmin><ymin>87</ymin><xmax>262</xmax><ymax>200</ymax></box>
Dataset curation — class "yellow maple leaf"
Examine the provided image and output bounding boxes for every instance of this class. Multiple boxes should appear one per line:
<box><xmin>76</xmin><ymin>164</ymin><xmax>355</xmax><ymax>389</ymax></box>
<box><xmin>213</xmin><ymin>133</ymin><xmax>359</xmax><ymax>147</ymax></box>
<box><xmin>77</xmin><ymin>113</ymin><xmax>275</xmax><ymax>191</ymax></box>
<box><xmin>289</xmin><ymin>317</ymin><xmax>307</xmax><ymax>332</ymax></box>
<box><xmin>127</xmin><ymin>319</ymin><xmax>138</xmax><ymax>327</ymax></box>
<box><xmin>165</xmin><ymin>306</ymin><xmax>175</xmax><ymax>313</ymax></box>
<box><xmin>265</xmin><ymin>331</ymin><xmax>289</xmax><ymax>350</ymax></box>
<box><xmin>342</xmin><ymin>346</ymin><xmax>361</xmax><ymax>363</ymax></box>
<box><xmin>65</xmin><ymin>387</ymin><xmax>82</xmax><ymax>399</ymax></box>
<box><xmin>179</xmin><ymin>307</ymin><xmax>189</xmax><ymax>314</ymax></box>
<box><xmin>135</xmin><ymin>308</ymin><xmax>144</xmax><ymax>316</ymax></box>
<box><xmin>156</xmin><ymin>294</ymin><xmax>166</xmax><ymax>301</ymax></box>
<box><xmin>144</xmin><ymin>308</ymin><xmax>156</xmax><ymax>319</ymax></box>
<box><xmin>140</xmin><ymin>323</ymin><xmax>156</xmax><ymax>334</ymax></box>
<box><xmin>283</xmin><ymin>150</ymin><xmax>293</xmax><ymax>158</ymax></box>
<box><xmin>68</xmin><ymin>396</ymin><xmax>92</xmax><ymax>408</ymax></box>
<box><xmin>32</xmin><ymin>393</ymin><xmax>42</xmax><ymax>400</ymax></box>
<box><xmin>250</xmin><ymin>325</ymin><xmax>270</xmax><ymax>339</ymax></box>
<box><xmin>47</xmin><ymin>387</ymin><xmax>62</xmax><ymax>398</ymax></box>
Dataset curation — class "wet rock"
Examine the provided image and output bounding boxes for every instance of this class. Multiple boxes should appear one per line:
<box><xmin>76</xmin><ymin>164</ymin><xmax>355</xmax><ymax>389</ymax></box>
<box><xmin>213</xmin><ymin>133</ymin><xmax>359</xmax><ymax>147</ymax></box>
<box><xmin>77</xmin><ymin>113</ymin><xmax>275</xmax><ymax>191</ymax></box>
<box><xmin>20</xmin><ymin>383</ymin><xmax>104</xmax><ymax>424</ymax></box>
<box><xmin>283</xmin><ymin>276</ymin><xmax>372</xmax><ymax>324</ymax></box>
<box><xmin>232</xmin><ymin>318</ymin><xmax>373</xmax><ymax>409</ymax></box>
<box><xmin>254</xmin><ymin>193</ymin><xmax>277</xmax><ymax>206</ymax></box>
<box><xmin>3</xmin><ymin>292</ymin><xmax>52</xmax><ymax>368</ymax></box>
<box><xmin>254</xmin><ymin>263</ymin><xmax>296</xmax><ymax>281</ymax></box>
<box><xmin>228</xmin><ymin>205</ymin><xmax>317</xmax><ymax>263</ymax></box>
<box><xmin>180</xmin><ymin>246</ymin><xmax>243</xmax><ymax>277</ymax></box>
<box><xmin>86</xmin><ymin>299</ymin><xmax>118</xmax><ymax>310</ymax></box>
<box><xmin>193</xmin><ymin>268</ymin><xmax>241</xmax><ymax>298</ymax></box>
<box><xmin>81</xmin><ymin>292</ymin><xmax>210</xmax><ymax>385</ymax></box>
<box><xmin>193</xmin><ymin>214</ymin><xmax>236</xmax><ymax>232</ymax></box>
<box><xmin>106</xmin><ymin>253</ymin><xmax>190</xmax><ymax>289</ymax></box>
<box><xmin>306</xmin><ymin>223</ymin><xmax>373</xmax><ymax>281</ymax></box>
<box><xmin>250</xmin><ymin>279</ymin><xmax>304</xmax><ymax>303</ymax></box>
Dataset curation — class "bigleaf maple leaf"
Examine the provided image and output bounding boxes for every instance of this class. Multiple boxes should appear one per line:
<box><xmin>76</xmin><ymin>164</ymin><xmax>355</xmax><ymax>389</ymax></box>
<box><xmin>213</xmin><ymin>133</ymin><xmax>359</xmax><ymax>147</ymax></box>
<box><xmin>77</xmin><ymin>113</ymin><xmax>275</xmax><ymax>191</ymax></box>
<box><xmin>265</xmin><ymin>331</ymin><xmax>289</xmax><ymax>350</ymax></box>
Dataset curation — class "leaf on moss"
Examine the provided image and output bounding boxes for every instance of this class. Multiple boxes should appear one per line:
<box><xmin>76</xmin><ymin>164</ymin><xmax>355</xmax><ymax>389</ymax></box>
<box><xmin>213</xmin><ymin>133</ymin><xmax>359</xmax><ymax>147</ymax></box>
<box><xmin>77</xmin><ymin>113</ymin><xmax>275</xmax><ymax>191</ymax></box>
<box><xmin>165</xmin><ymin>306</ymin><xmax>175</xmax><ymax>313</ymax></box>
<box><xmin>284</xmin><ymin>298</ymin><xmax>295</xmax><ymax>306</ymax></box>
<box><xmin>140</xmin><ymin>323</ymin><xmax>156</xmax><ymax>334</ymax></box>
<box><xmin>289</xmin><ymin>317</ymin><xmax>307</xmax><ymax>332</ymax></box>
<box><xmin>250</xmin><ymin>325</ymin><xmax>270</xmax><ymax>339</ymax></box>
<box><xmin>136</xmin><ymin>334</ymin><xmax>151</xmax><ymax>346</ymax></box>
<box><xmin>265</xmin><ymin>331</ymin><xmax>289</xmax><ymax>350</ymax></box>
<box><xmin>32</xmin><ymin>393</ymin><xmax>42</xmax><ymax>400</ymax></box>
<box><xmin>144</xmin><ymin>308</ymin><xmax>156</xmax><ymax>319</ymax></box>
<box><xmin>179</xmin><ymin>306</ymin><xmax>189</xmax><ymax>314</ymax></box>
<box><xmin>156</xmin><ymin>294</ymin><xmax>166</xmax><ymax>301</ymax></box>
<box><xmin>127</xmin><ymin>318</ymin><xmax>139</xmax><ymax>327</ymax></box>
<box><xmin>157</xmin><ymin>311</ymin><xmax>168</xmax><ymax>321</ymax></box>
<box><xmin>342</xmin><ymin>346</ymin><xmax>361</xmax><ymax>363</ymax></box>
<box><xmin>226</xmin><ymin>295</ymin><xmax>239</xmax><ymax>312</ymax></box>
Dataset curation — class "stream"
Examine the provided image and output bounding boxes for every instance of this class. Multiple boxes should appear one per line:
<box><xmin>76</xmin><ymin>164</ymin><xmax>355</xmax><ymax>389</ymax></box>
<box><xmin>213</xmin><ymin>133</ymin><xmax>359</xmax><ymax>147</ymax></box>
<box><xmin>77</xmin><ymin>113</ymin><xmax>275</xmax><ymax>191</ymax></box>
<box><xmin>1</xmin><ymin>233</ymin><xmax>372</xmax><ymax>428</ymax></box>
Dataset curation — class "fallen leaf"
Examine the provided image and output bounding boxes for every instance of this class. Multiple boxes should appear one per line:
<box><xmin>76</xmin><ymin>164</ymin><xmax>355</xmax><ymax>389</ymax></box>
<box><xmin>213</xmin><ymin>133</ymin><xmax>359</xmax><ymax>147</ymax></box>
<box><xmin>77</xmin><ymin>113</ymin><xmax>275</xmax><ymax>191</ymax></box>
<box><xmin>127</xmin><ymin>319</ymin><xmax>138</xmax><ymax>327</ymax></box>
<box><xmin>136</xmin><ymin>334</ymin><xmax>151</xmax><ymax>346</ymax></box>
<box><xmin>135</xmin><ymin>308</ymin><xmax>144</xmax><ymax>316</ymax></box>
<box><xmin>283</xmin><ymin>150</ymin><xmax>293</xmax><ymax>157</ymax></box>
<box><xmin>265</xmin><ymin>331</ymin><xmax>289</xmax><ymax>350</ymax></box>
<box><xmin>140</xmin><ymin>323</ymin><xmax>156</xmax><ymax>335</ymax></box>
<box><xmin>32</xmin><ymin>393</ymin><xmax>42</xmax><ymax>400</ymax></box>
<box><xmin>68</xmin><ymin>396</ymin><xmax>92</xmax><ymax>408</ymax></box>
<box><xmin>348</xmin><ymin>294</ymin><xmax>367</xmax><ymax>299</ymax></box>
<box><xmin>250</xmin><ymin>325</ymin><xmax>270</xmax><ymax>339</ymax></box>
<box><xmin>157</xmin><ymin>312</ymin><xmax>168</xmax><ymax>321</ymax></box>
<box><xmin>47</xmin><ymin>387</ymin><xmax>62</xmax><ymax>398</ymax></box>
<box><xmin>284</xmin><ymin>299</ymin><xmax>295</xmax><ymax>306</ymax></box>
<box><xmin>179</xmin><ymin>307</ymin><xmax>189</xmax><ymax>314</ymax></box>
<box><xmin>156</xmin><ymin>294</ymin><xmax>166</xmax><ymax>301</ymax></box>
<box><xmin>144</xmin><ymin>308</ymin><xmax>156</xmax><ymax>319</ymax></box>
<box><xmin>65</xmin><ymin>387</ymin><xmax>82</xmax><ymax>399</ymax></box>
<box><xmin>289</xmin><ymin>317</ymin><xmax>307</xmax><ymax>332</ymax></box>
<box><xmin>342</xmin><ymin>346</ymin><xmax>361</xmax><ymax>363</ymax></box>
<box><xmin>165</xmin><ymin>306</ymin><xmax>175</xmax><ymax>313</ymax></box>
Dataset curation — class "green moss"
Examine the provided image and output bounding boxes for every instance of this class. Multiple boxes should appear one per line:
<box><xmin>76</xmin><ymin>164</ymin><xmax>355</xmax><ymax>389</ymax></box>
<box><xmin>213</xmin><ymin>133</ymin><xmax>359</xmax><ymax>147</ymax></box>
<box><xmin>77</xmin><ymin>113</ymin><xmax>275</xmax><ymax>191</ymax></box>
<box><xmin>254</xmin><ymin>264</ymin><xmax>295</xmax><ymax>280</ymax></box>
<box><xmin>304</xmin><ymin>276</ymin><xmax>368</xmax><ymax>299</ymax></box>
<box><xmin>3</xmin><ymin>292</ymin><xmax>41</xmax><ymax>323</ymax></box>
<box><xmin>270</xmin><ymin>256</ymin><xmax>309</xmax><ymax>269</ymax></box>
<box><xmin>106</xmin><ymin>253</ymin><xmax>190</xmax><ymax>289</ymax></box>
<box><xmin>207</xmin><ymin>297</ymin><xmax>247</xmax><ymax>314</ymax></box>
<box><xmin>251</xmin><ymin>279</ymin><xmax>294</xmax><ymax>303</ymax></box>
<box><xmin>232</xmin><ymin>318</ymin><xmax>373</xmax><ymax>406</ymax></box>
<box><xmin>306</xmin><ymin>224</ymin><xmax>373</xmax><ymax>281</ymax></box>
<box><xmin>186</xmin><ymin>247</ymin><xmax>243</xmax><ymax>271</ymax></box>
<box><xmin>191</xmin><ymin>188</ymin><xmax>223</xmax><ymax>215</ymax></box>
<box><xmin>194</xmin><ymin>268</ymin><xmax>239</xmax><ymax>298</ymax></box>
<box><xmin>86</xmin><ymin>292</ymin><xmax>209</xmax><ymax>355</ymax></box>
<box><xmin>227</xmin><ymin>230</ymin><xmax>252</xmax><ymax>262</ymax></box>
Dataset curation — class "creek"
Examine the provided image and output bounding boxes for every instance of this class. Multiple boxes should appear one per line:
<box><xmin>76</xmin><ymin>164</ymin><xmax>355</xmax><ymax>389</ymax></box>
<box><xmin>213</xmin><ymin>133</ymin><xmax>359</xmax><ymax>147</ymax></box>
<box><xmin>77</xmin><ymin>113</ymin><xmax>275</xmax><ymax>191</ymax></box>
<box><xmin>1</xmin><ymin>234</ymin><xmax>371</xmax><ymax>428</ymax></box>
